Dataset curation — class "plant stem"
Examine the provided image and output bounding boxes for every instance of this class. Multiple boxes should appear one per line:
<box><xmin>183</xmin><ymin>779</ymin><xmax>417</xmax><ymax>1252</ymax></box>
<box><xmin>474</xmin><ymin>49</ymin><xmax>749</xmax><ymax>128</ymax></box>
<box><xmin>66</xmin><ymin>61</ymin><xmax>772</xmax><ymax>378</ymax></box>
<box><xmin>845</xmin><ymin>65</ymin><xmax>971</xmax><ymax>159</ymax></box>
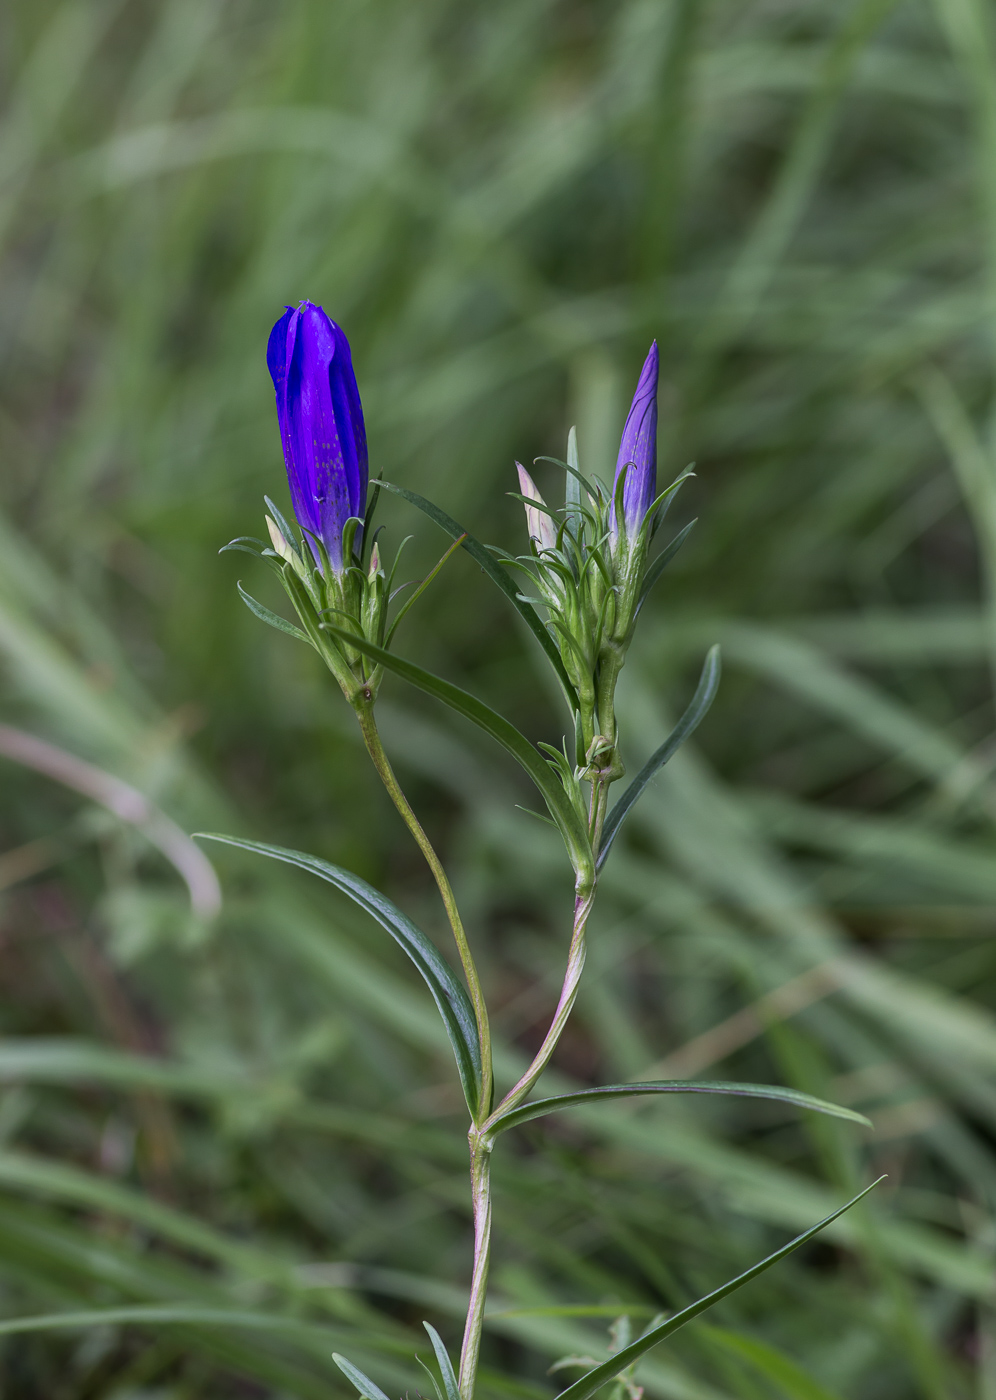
<box><xmin>487</xmin><ymin>876</ymin><xmax>596</xmax><ymax>1125</ymax></box>
<box><xmin>352</xmin><ymin>694</ymin><xmax>493</xmax><ymax>1117</ymax></box>
<box><xmin>458</xmin><ymin>1128</ymin><xmax>493</xmax><ymax>1400</ymax></box>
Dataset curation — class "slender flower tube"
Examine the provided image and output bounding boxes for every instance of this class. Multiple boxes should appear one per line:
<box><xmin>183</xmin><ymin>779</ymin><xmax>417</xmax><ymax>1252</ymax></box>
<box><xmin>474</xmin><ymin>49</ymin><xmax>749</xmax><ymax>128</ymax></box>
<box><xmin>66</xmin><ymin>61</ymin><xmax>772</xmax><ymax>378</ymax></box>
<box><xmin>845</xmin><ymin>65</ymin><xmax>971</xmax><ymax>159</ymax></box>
<box><xmin>267</xmin><ymin>301</ymin><xmax>368</xmax><ymax>572</ymax></box>
<box><xmin>611</xmin><ymin>341</ymin><xmax>659</xmax><ymax>538</ymax></box>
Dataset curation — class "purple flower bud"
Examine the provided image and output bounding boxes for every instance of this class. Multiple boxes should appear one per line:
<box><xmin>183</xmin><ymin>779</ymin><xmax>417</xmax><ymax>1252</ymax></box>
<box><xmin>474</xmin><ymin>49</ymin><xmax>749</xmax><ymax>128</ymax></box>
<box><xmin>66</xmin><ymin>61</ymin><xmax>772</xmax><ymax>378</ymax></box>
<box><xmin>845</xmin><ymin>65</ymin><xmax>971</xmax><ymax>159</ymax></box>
<box><xmin>611</xmin><ymin>342</ymin><xmax>658</xmax><ymax>537</ymax></box>
<box><xmin>267</xmin><ymin>301</ymin><xmax>368</xmax><ymax>573</ymax></box>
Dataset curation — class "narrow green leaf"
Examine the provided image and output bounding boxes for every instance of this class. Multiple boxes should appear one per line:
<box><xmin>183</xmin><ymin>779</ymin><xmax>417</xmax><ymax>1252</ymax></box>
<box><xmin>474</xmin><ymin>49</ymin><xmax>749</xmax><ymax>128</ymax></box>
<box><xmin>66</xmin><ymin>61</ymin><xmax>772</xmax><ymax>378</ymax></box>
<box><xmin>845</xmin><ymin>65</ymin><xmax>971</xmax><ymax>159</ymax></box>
<box><xmin>236</xmin><ymin>582</ymin><xmax>314</xmax><ymax>647</ymax></box>
<box><xmin>423</xmin><ymin>1322</ymin><xmax>460</xmax><ymax>1400</ymax></box>
<box><xmin>554</xmin><ymin>1178</ymin><xmax>885</xmax><ymax>1400</ymax></box>
<box><xmin>490</xmin><ymin>1079</ymin><xmax>872</xmax><ymax>1134</ymax></box>
<box><xmin>333</xmin><ymin>1353</ymin><xmax>393</xmax><ymax>1400</ymax></box>
<box><xmin>375</xmin><ymin>480</ymin><xmax>580</xmax><ymax>713</ymax></box>
<box><xmin>196</xmin><ymin>834</ymin><xmax>482</xmax><ymax>1116</ymax></box>
<box><xmin>637</xmin><ymin>520</ymin><xmax>697</xmax><ymax>613</ymax></box>
<box><xmin>320</xmin><ymin>627</ymin><xmax>594</xmax><ymax>877</ymax></box>
<box><xmin>598</xmin><ymin>646</ymin><xmax>720</xmax><ymax>870</ymax></box>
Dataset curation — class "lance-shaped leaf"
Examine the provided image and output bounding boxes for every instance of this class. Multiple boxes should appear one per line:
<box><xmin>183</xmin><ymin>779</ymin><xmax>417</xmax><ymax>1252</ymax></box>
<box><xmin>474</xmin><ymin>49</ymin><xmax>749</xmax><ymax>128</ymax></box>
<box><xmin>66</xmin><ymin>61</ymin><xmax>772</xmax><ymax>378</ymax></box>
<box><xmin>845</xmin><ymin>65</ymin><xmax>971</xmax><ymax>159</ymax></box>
<box><xmin>637</xmin><ymin>520</ymin><xmax>696</xmax><ymax>615</ymax></box>
<box><xmin>236</xmin><ymin>582</ymin><xmax>314</xmax><ymax>647</ymax></box>
<box><xmin>333</xmin><ymin>1353</ymin><xmax>392</xmax><ymax>1400</ymax></box>
<box><xmin>598</xmin><ymin>646</ymin><xmax>721</xmax><ymax>871</ymax></box>
<box><xmin>490</xmin><ymin>1079</ymin><xmax>871</xmax><ymax>1134</ymax></box>
<box><xmin>375</xmin><ymin>480</ymin><xmax>580</xmax><ymax>714</ymax></box>
<box><xmin>321</xmin><ymin>627</ymin><xmax>594</xmax><ymax>878</ymax></box>
<box><xmin>422</xmin><ymin>1322</ymin><xmax>460</xmax><ymax>1400</ymax></box>
<box><xmin>554</xmin><ymin>1178</ymin><xmax>884</xmax><ymax>1400</ymax></box>
<box><xmin>196</xmin><ymin>834</ymin><xmax>482</xmax><ymax>1117</ymax></box>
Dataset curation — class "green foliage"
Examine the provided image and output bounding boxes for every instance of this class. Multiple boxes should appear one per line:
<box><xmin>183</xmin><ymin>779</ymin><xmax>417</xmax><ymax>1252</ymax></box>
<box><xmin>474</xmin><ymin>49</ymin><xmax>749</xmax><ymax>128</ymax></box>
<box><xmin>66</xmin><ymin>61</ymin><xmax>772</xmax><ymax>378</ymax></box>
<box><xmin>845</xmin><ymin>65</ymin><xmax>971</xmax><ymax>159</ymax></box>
<box><xmin>0</xmin><ymin>1</ymin><xmax>995</xmax><ymax>1397</ymax></box>
<box><xmin>197</xmin><ymin>833</ymin><xmax>484</xmax><ymax>1117</ymax></box>
<box><xmin>489</xmin><ymin>1081</ymin><xmax>871</xmax><ymax>1135</ymax></box>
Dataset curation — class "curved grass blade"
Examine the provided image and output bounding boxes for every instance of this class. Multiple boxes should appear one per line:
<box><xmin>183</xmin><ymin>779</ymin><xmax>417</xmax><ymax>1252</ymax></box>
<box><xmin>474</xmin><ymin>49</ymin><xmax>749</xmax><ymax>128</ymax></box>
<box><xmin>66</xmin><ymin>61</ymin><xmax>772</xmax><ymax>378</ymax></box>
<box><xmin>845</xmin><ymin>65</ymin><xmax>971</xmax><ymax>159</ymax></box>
<box><xmin>375</xmin><ymin>480</ymin><xmax>579</xmax><ymax>713</ymax></box>
<box><xmin>598</xmin><ymin>646</ymin><xmax>720</xmax><ymax>871</ymax></box>
<box><xmin>333</xmin><ymin>1353</ymin><xmax>393</xmax><ymax>1400</ymax></box>
<box><xmin>423</xmin><ymin>1322</ymin><xmax>460</xmax><ymax>1400</ymax></box>
<box><xmin>637</xmin><ymin>520</ymin><xmax>697</xmax><ymax>614</ymax></box>
<box><xmin>196</xmin><ymin>834</ymin><xmax>482</xmax><ymax>1116</ymax></box>
<box><xmin>320</xmin><ymin>627</ymin><xmax>594</xmax><ymax>877</ymax></box>
<box><xmin>490</xmin><ymin>1079</ymin><xmax>871</xmax><ymax>1134</ymax></box>
<box><xmin>554</xmin><ymin>1178</ymin><xmax>885</xmax><ymax>1400</ymax></box>
<box><xmin>236</xmin><ymin>582</ymin><xmax>314</xmax><ymax>647</ymax></box>
<box><xmin>698</xmin><ymin>1325</ymin><xmax>844</xmax><ymax>1400</ymax></box>
<box><xmin>0</xmin><ymin>1303</ymin><xmax>347</xmax><ymax>1344</ymax></box>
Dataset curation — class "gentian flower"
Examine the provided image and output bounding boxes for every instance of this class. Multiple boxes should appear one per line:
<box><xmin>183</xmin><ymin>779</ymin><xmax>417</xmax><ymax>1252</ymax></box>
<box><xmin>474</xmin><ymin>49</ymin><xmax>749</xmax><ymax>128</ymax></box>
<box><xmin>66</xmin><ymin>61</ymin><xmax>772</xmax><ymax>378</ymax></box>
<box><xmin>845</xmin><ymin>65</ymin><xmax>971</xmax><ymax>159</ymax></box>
<box><xmin>267</xmin><ymin>301</ymin><xmax>368</xmax><ymax>573</ymax></box>
<box><xmin>611</xmin><ymin>342</ymin><xmax>658</xmax><ymax>538</ymax></box>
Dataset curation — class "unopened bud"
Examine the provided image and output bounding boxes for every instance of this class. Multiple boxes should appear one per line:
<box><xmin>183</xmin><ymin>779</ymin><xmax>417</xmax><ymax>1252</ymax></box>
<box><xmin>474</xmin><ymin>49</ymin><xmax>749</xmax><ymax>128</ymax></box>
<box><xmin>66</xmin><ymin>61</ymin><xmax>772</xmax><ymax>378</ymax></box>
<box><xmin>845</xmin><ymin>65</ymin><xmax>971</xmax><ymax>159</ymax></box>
<box><xmin>266</xmin><ymin>515</ymin><xmax>297</xmax><ymax>564</ymax></box>
<box><xmin>368</xmin><ymin>540</ymin><xmax>382</xmax><ymax>581</ymax></box>
<box><xmin>516</xmin><ymin>463</ymin><xmax>557</xmax><ymax>552</ymax></box>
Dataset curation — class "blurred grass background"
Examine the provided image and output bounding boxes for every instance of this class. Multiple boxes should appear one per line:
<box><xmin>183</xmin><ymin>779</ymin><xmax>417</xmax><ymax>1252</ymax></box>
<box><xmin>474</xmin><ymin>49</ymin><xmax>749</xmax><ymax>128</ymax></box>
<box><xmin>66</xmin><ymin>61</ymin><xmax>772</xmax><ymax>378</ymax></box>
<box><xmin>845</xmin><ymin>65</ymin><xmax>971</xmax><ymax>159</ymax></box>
<box><xmin>2</xmin><ymin>0</ymin><xmax>996</xmax><ymax>1396</ymax></box>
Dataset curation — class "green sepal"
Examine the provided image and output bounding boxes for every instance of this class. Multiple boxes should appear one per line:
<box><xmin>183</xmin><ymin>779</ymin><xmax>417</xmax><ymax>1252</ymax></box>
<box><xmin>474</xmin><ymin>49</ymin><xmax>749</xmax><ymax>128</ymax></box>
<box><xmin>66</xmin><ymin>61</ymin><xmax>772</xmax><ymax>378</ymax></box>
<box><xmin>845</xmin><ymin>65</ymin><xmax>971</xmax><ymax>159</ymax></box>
<box><xmin>417</xmin><ymin>1358</ymin><xmax>445</xmax><ymax>1400</ymax></box>
<box><xmin>423</xmin><ymin>1322</ymin><xmax>460</xmax><ymax>1400</ymax></box>
<box><xmin>263</xmin><ymin>497</ymin><xmax>303</xmax><ymax>559</ymax></box>
<box><xmin>361</xmin><ymin>482</ymin><xmax>382</xmax><ymax>568</ymax></box>
<box><xmin>564</xmin><ymin>426</ymin><xmax>584</xmax><ymax>539</ymax></box>
<box><xmin>196</xmin><ymin>834</ymin><xmax>482</xmax><ymax>1117</ymax></box>
<box><xmin>636</xmin><ymin>520</ymin><xmax>696</xmax><ymax>614</ymax></box>
<box><xmin>321</xmin><ymin>626</ymin><xmax>595</xmax><ymax>880</ymax></box>
<box><xmin>220</xmin><ymin>537</ymin><xmax>266</xmax><ymax>557</ymax></box>
<box><xmin>374</xmin><ymin>480</ymin><xmax>580</xmax><ymax>715</ymax></box>
<box><xmin>332</xmin><ymin>1353</ymin><xmax>392</xmax><ymax>1400</ymax></box>
<box><xmin>598</xmin><ymin>646</ymin><xmax>721</xmax><ymax>871</ymax></box>
<box><xmin>385</xmin><ymin>531</ymin><xmax>467</xmax><ymax>647</ymax></box>
<box><xmin>236</xmin><ymin>582</ymin><xmax>315</xmax><ymax>648</ymax></box>
<box><xmin>490</xmin><ymin>1078</ymin><xmax>872</xmax><ymax>1134</ymax></box>
<box><xmin>553</xmin><ymin>1178</ymin><xmax>884</xmax><ymax>1400</ymax></box>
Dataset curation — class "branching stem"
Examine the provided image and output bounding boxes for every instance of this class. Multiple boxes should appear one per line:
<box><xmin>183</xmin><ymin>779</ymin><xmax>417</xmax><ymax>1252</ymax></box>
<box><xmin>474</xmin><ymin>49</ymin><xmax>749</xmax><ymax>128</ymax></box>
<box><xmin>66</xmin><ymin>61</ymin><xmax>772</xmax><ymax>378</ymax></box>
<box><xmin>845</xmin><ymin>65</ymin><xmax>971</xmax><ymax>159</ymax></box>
<box><xmin>458</xmin><ymin>1130</ymin><xmax>493</xmax><ymax>1399</ymax></box>
<box><xmin>353</xmin><ymin>701</ymin><xmax>611</xmax><ymax>1399</ymax></box>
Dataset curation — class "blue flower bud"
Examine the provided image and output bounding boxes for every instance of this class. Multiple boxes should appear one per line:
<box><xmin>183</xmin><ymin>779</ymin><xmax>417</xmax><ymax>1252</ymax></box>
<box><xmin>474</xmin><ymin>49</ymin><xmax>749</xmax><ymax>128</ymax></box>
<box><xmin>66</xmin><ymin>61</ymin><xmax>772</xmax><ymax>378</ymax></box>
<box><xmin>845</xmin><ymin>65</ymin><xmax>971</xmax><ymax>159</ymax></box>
<box><xmin>267</xmin><ymin>301</ymin><xmax>368</xmax><ymax>573</ymax></box>
<box><xmin>611</xmin><ymin>342</ymin><xmax>658</xmax><ymax>539</ymax></box>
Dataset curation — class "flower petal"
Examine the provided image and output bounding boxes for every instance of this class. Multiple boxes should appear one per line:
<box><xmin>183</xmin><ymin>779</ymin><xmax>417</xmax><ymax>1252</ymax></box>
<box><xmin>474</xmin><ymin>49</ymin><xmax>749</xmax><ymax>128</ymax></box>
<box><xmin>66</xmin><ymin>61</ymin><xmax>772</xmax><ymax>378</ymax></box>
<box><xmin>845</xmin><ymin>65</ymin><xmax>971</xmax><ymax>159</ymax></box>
<box><xmin>612</xmin><ymin>342</ymin><xmax>659</xmax><ymax>535</ymax></box>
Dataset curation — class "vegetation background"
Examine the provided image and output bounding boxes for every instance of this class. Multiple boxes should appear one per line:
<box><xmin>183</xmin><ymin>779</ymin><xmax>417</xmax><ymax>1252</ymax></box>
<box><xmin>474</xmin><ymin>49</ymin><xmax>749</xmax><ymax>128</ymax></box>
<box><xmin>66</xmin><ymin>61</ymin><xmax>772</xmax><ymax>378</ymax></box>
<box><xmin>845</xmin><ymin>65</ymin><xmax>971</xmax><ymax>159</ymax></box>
<box><xmin>2</xmin><ymin>0</ymin><xmax>996</xmax><ymax>1396</ymax></box>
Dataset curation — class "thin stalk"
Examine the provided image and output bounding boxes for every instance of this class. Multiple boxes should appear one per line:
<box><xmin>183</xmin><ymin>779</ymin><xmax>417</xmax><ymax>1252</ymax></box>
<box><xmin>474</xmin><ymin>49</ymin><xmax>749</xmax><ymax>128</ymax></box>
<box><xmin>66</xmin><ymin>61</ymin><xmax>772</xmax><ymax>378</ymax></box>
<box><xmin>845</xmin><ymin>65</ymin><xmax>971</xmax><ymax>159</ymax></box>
<box><xmin>458</xmin><ymin>1131</ymin><xmax>493</xmax><ymax>1400</ymax></box>
<box><xmin>352</xmin><ymin>694</ymin><xmax>493</xmax><ymax>1118</ymax></box>
<box><xmin>487</xmin><ymin>877</ymin><xmax>596</xmax><ymax>1125</ymax></box>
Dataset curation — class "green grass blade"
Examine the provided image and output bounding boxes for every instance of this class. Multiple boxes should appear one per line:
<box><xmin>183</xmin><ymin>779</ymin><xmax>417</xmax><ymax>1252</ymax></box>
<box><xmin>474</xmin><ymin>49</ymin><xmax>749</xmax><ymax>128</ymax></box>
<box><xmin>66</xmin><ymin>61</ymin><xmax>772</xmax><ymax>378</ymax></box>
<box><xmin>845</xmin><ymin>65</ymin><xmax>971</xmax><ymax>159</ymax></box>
<box><xmin>320</xmin><ymin>627</ymin><xmax>594</xmax><ymax>876</ymax></box>
<box><xmin>598</xmin><ymin>646</ymin><xmax>720</xmax><ymax>870</ymax></box>
<box><xmin>376</xmin><ymin>480</ymin><xmax>580</xmax><ymax>713</ymax></box>
<box><xmin>333</xmin><ymin>1352</ymin><xmax>394</xmax><ymax>1400</ymax></box>
<box><xmin>196</xmin><ymin>834</ymin><xmax>482</xmax><ymax>1116</ymax></box>
<box><xmin>698</xmin><ymin>1325</ymin><xmax>844</xmax><ymax>1400</ymax></box>
<box><xmin>554</xmin><ymin>1178</ymin><xmax>884</xmax><ymax>1400</ymax></box>
<box><xmin>491</xmin><ymin>1080</ymin><xmax>871</xmax><ymax>1134</ymax></box>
